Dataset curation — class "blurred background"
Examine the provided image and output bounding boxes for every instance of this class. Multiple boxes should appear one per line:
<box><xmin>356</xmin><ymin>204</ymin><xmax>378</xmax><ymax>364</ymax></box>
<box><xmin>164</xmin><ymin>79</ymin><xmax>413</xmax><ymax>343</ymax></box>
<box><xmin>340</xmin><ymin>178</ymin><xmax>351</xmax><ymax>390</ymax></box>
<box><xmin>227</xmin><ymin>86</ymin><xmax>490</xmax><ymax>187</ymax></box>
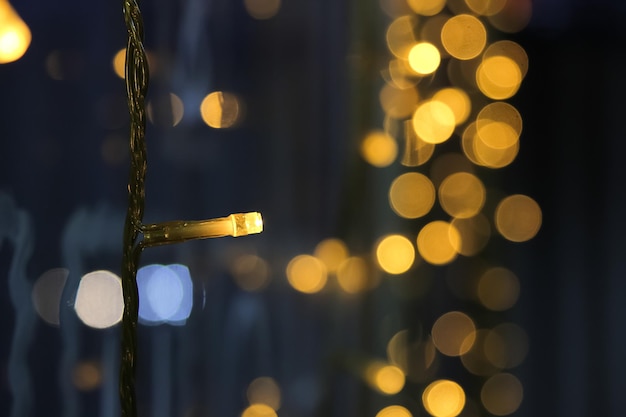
<box><xmin>1</xmin><ymin>0</ymin><xmax>626</xmax><ymax>416</ymax></box>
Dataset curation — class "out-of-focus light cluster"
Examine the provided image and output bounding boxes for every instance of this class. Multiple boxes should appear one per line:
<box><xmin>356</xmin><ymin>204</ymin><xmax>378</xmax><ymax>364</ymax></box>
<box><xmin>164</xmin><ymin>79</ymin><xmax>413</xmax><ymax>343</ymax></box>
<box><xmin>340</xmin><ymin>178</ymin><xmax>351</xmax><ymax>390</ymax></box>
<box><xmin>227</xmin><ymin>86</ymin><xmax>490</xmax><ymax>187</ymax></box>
<box><xmin>30</xmin><ymin>264</ymin><xmax>194</xmax><ymax>330</ymax></box>
<box><xmin>357</xmin><ymin>0</ymin><xmax>537</xmax><ymax>415</ymax></box>
<box><xmin>286</xmin><ymin>238</ymin><xmax>375</xmax><ymax>294</ymax></box>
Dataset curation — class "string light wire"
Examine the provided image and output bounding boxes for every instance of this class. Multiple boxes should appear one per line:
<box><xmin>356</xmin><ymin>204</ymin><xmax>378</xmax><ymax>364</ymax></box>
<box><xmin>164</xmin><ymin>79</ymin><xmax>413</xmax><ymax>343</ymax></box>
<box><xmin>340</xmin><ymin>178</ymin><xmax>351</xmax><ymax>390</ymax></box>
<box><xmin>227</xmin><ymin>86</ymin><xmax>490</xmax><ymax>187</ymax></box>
<box><xmin>120</xmin><ymin>1</ymin><xmax>262</xmax><ymax>416</ymax></box>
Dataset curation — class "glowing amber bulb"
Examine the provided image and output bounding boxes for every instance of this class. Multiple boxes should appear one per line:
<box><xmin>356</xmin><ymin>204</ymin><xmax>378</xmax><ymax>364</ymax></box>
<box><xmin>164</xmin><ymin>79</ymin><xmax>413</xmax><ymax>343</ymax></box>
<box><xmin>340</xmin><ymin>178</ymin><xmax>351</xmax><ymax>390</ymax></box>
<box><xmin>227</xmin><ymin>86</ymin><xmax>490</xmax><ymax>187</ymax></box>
<box><xmin>142</xmin><ymin>212</ymin><xmax>263</xmax><ymax>246</ymax></box>
<box><xmin>0</xmin><ymin>0</ymin><xmax>31</xmax><ymax>64</ymax></box>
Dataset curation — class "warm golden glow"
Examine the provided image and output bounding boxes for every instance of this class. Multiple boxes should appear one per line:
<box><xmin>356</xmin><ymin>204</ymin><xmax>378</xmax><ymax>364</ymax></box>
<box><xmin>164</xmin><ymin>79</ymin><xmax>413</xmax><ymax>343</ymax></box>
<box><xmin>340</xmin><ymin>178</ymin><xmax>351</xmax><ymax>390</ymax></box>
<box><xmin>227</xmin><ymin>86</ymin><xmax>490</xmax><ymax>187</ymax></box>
<box><xmin>407</xmin><ymin>0</ymin><xmax>446</xmax><ymax>16</ymax></box>
<box><xmin>247</xmin><ymin>377</ymin><xmax>281</xmax><ymax>410</ymax></box>
<box><xmin>231</xmin><ymin>254</ymin><xmax>271</xmax><ymax>292</ymax></box>
<box><xmin>417</xmin><ymin>221</ymin><xmax>460</xmax><ymax>265</ymax></box>
<box><xmin>147</xmin><ymin>92</ymin><xmax>185</xmax><ymax>127</ymax></box>
<box><xmin>244</xmin><ymin>0</ymin><xmax>281</xmax><ymax>20</ymax></box>
<box><xmin>0</xmin><ymin>0</ymin><xmax>31</xmax><ymax>64</ymax></box>
<box><xmin>441</xmin><ymin>14</ymin><xmax>487</xmax><ymax>60</ymax></box>
<box><xmin>386</xmin><ymin>15</ymin><xmax>417</xmax><ymax>59</ymax></box>
<box><xmin>432</xmin><ymin>88</ymin><xmax>471</xmax><ymax>126</ymax></box>
<box><xmin>476</xmin><ymin>56</ymin><xmax>522</xmax><ymax>100</ymax></box>
<box><xmin>484</xmin><ymin>323</ymin><xmax>529</xmax><ymax>369</ymax></box>
<box><xmin>314</xmin><ymin>238</ymin><xmax>349</xmax><ymax>273</ymax></box>
<box><xmin>431</xmin><ymin>311</ymin><xmax>476</xmax><ymax>356</ymax></box>
<box><xmin>286</xmin><ymin>255</ymin><xmax>327</xmax><ymax>294</ymax></box>
<box><xmin>380</xmin><ymin>84</ymin><xmax>419</xmax><ymax>119</ymax></box>
<box><xmin>72</xmin><ymin>361</ymin><xmax>102</xmax><ymax>391</ymax></box>
<box><xmin>337</xmin><ymin>256</ymin><xmax>370</xmax><ymax>293</ymax></box>
<box><xmin>464</xmin><ymin>0</ymin><xmax>507</xmax><ymax>16</ymax></box>
<box><xmin>481</xmin><ymin>373</ymin><xmax>523</xmax><ymax>415</ymax></box>
<box><xmin>142</xmin><ymin>212</ymin><xmax>263</xmax><ymax>244</ymax></box>
<box><xmin>412</xmin><ymin>100</ymin><xmax>455</xmax><ymax>144</ymax></box>
<box><xmin>401</xmin><ymin>120</ymin><xmax>436</xmax><ymax>167</ymax></box>
<box><xmin>376</xmin><ymin>405</ymin><xmax>412</xmax><ymax>417</ymax></box>
<box><xmin>484</xmin><ymin>40</ymin><xmax>529</xmax><ymax>79</ymax></box>
<box><xmin>361</xmin><ymin>130</ymin><xmax>398</xmax><ymax>167</ymax></box>
<box><xmin>495</xmin><ymin>194</ymin><xmax>542</xmax><ymax>242</ymax></box>
<box><xmin>450</xmin><ymin>214</ymin><xmax>491</xmax><ymax>256</ymax></box>
<box><xmin>241</xmin><ymin>403</ymin><xmax>277</xmax><ymax>417</ymax></box>
<box><xmin>477</xmin><ymin>267</ymin><xmax>520</xmax><ymax>311</ymax></box>
<box><xmin>438</xmin><ymin>172</ymin><xmax>486</xmax><ymax>219</ymax></box>
<box><xmin>366</xmin><ymin>362</ymin><xmax>406</xmax><ymax>395</ymax></box>
<box><xmin>113</xmin><ymin>48</ymin><xmax>126</xmax><ymax>78</ymax></box>
<box><xmin>422</xmin><ymin>379</ymin><xmax>466</xmax><ymax>417</ymax></box>
<box><xmin>200</xmin><ymin>91</ymin><xmax>241</xmax><ymax>128</ymax></box>
<box><xmin>408</xmin><ymin>42</ymin><xmax>441</xmax><ymax>75</ymax></box>
<box><xmin>376</xmin><ymin>234</ymin><xmax>415</xmax><ymax>274</ymax></box>
<box><xmin>389</xmin><ymin>172</ymin><xmax>436</xmax><ymax>219</ymax></box>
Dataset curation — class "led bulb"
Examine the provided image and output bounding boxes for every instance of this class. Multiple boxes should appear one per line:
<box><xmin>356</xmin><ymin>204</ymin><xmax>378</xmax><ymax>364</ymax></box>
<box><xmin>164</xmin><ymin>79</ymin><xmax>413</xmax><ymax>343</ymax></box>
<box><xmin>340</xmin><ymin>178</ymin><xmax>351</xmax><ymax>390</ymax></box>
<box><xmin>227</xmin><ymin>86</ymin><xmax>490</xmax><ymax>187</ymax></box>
<box><xmin>142</xmin><ymin>212</ymin><xmax>263</xmax><ymax>246</ymax></box>
<box><xmin>231</xmin><ymin>212</ymin><xmax>263</xmax><ymax>237</ymax></box>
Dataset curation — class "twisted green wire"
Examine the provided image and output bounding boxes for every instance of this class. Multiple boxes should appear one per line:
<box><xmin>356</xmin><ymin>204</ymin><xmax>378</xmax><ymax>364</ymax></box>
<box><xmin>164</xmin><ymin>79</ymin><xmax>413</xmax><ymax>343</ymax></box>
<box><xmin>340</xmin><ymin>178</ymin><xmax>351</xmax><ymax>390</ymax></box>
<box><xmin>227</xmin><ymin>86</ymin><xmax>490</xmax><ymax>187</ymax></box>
<box><xmin>120</xmin><ymin>0</ymin><xmax>149</xmax><ymax>416</ymax></box>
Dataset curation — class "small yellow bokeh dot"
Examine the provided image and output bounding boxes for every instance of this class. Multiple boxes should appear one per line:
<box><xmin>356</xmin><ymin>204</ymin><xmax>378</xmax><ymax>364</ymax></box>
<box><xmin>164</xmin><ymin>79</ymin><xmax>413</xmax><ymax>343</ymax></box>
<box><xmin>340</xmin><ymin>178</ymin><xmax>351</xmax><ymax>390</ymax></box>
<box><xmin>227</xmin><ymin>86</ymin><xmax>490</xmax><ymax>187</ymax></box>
<box><xmin>477</xmin><ymin>267</ymin><xmax>520</xmax><ymax>311</ymax></box>
<box><xmin>337</xmin><ymin>257</ymin><xmax>370</xmax><ymax>293</ymax></box>
<box><xmin>408</xmin><ymin>42</ymin><xmax>441</xmax><ymax>75</ymax></box>
<box><xmin>441</xmin><ymin>14</ymin><xmax>487</xmax><ymax>60</ymax></box>
<box><xmin>438</xmin><ymin>172</ymin><xmax>486</xmax><ymax>219</ymax></box>
<box><xmin>241</xmin><ymin>403</ymin><xmax>277</xmax><ymax>417</ymax></box>
<box><xmin>476</xmin><ymin>56</ymin><xmax>522</xmax><ymax>100</ymax></box>
<box><xmin>481</xmin><ymin>373</ymin><xmax>523</xmax><ymax>416</ymax></box>
<box><xmin>200</xmin><ymin>91</ymin><xmax>241</xmax><ymax>128</ymax></box>
<box><xmin>286</xmin><ymin>255</ymin><xmax>327</xmax><ymax>294</ymax></box>
<box><xmin>314</xmin><ymin>238</ymin><xmax>349</xmax><ymax>273</ymax></box>
<box><xmin>367</xmin><ymin>362</ymin><xmax>406</xmax><ymax>395</ymax></box>
<box><xmin>376</xmin><ymin>405</ymin><xmax>413</xmax><ymax>417</ymax></box>
<box><xmin>495</xmin><ymin>194</ymin><xmax>542</xmax><ymax>242</ymax></box>
<box><xmin>431</xmin><ymin>311</ymin><xmax>476</xmax><ymax>357</ymax></box>
<box><xmin>389</xmin><ymin>172</ymin><xmax>436</xmax><ymax>219</ymax></box>
<box><xmin>412</xmin><ymin>101</ymin><xmax>456</xmax><ymax>144</ymax></box>
<box><xmin>432</xmin><ymin>88</ymin><xmax>471</xmax><ymax>126</ymax></box>
<box><xmin>422</xmin><ymin>379</ymin><xmax>466</xmax><ymax>417</ymax></box>
<box><xmin>417</xmin><ymin>221</ymin><xmax>460</xmax><ymax>265</ymax></box>
<box><xmin>361</xmin><ymin>130</ymin><xmax>398</xmax><ymax>167</ymax></box>
<box><xmin>375</xmin><ymin>234</ymin><xmax>415</xmax><ymax>274</ymax></box>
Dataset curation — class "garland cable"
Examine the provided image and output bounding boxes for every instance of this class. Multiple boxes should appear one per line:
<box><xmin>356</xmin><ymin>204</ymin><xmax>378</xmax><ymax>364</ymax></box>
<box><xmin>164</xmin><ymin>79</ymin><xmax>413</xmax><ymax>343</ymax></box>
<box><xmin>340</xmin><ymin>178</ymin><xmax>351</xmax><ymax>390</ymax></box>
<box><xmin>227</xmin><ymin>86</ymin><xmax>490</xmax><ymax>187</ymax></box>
<box><xmin>120</xmin><ymin>1</ymin><xmax>263</xmax><ymax>416</ymax></box>
<box><xmin>120</xmin><ymin>0</ymin><xmax>148</xmax><ymax>416</ymax></box>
